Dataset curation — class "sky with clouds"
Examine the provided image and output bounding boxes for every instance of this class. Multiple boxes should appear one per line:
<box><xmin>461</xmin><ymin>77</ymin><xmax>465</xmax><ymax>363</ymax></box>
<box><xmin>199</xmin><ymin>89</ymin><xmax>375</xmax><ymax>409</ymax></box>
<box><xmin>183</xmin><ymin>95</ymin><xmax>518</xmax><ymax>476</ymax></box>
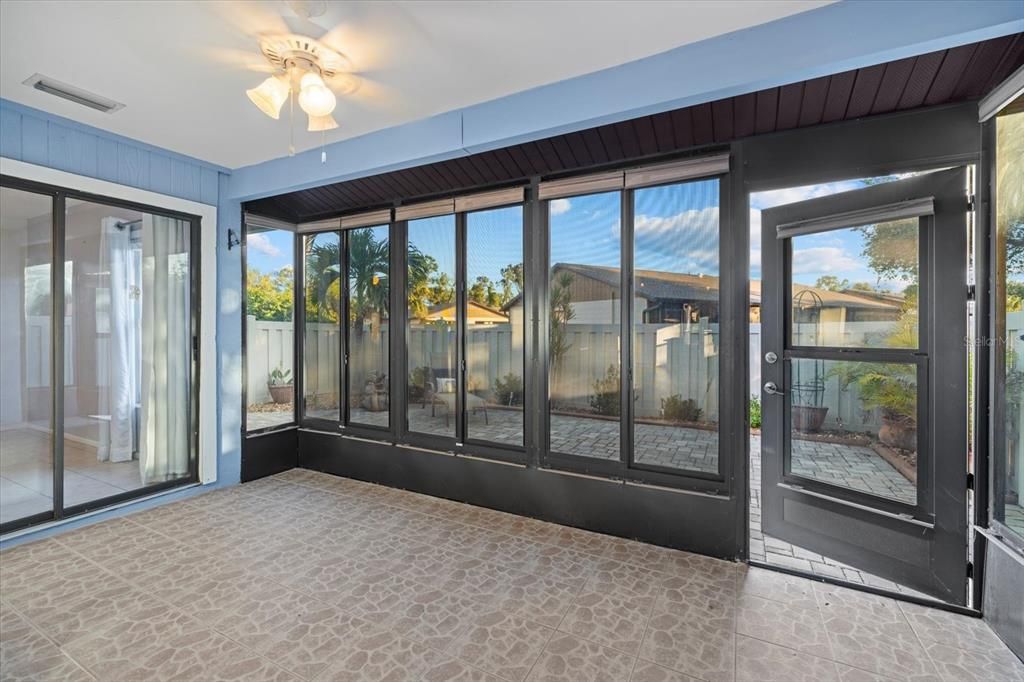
<box><xmin>249</xmin><ymin>176</ymin><xmax>913</xmax><ymax>294</ymax></box>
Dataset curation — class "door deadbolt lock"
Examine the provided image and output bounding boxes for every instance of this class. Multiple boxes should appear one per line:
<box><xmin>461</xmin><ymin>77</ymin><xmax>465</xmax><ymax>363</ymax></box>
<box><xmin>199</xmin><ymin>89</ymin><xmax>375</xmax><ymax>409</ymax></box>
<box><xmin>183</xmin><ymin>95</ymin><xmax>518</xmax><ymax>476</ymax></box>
<box><xmin>765</xmin><ymin>351</ymin><xmax>778</xmax><ymax>364</ymax></box>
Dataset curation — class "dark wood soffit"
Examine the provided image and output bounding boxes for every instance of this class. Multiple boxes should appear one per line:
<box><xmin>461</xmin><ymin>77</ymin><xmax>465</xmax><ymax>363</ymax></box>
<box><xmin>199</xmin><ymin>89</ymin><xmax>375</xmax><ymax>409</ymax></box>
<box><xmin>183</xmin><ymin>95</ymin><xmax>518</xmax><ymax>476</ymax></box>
<box><xmin>247</xmin><ymin>33</ymin><xmax>1024</xmax><ymax>223</ymax></box>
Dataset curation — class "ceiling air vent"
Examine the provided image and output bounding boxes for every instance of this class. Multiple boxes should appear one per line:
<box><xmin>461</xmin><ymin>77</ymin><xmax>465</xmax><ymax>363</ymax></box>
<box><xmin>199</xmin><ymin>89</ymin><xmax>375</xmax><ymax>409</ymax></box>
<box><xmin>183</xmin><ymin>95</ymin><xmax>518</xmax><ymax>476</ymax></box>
<box><xmin>22</xmin><ymin>74</ymin><xmax>125</xmax><ymax>113</ymax></box>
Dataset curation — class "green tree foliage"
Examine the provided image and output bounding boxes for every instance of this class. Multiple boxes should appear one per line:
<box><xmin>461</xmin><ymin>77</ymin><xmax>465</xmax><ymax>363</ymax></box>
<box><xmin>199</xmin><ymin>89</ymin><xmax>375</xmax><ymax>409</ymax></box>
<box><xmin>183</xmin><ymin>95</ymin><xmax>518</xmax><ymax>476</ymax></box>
<box><xmin>406</xmin><ymin>243</ymin><xmax>437</xmax><ymax>321</ymax></box>
<box><xmin>500</xmin><ymin>263</ymin><xmax>524</xmax><ymax>302</ymax></box>
<box><xmin>348</xmin><ymin>229</ymin><xmax>390</xmax><ymax>336</ymax></box>
<box><xmin>247</xmin><ymin>266</ymin><xmax>293</xmax><ymax>321</ymax></box>
<box><xmin>304</xmin><ymin>239</ymin><xmax>341</xmax><ymax>323</ymax></box>
<box><xmin>814</xmin><ymin>276</ymin><xmax>850</xmax><ymax>291</ymax></box>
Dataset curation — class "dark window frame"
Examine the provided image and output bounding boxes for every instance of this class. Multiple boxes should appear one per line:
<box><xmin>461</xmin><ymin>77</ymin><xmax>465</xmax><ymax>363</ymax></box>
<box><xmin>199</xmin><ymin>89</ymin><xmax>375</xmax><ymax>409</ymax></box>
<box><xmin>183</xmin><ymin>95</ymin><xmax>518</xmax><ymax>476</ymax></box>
<box><xmin>0</xmin><ymin>173</ymin><xmax>202</xmax><ymax>535</ymax></box>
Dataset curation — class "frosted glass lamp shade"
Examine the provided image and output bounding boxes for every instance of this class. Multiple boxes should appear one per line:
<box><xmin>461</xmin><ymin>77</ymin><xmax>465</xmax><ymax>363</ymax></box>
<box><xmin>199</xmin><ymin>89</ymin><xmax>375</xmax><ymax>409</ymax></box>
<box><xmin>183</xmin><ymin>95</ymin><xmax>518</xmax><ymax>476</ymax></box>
<box><xmin>298</xmin><ymin>72</ymin><xmax>336</xmax><ymax>117</ymax></box>
<box><xmin>307</xmin><ymin>114</ymin><xmax>338</xmax><ymax>132</ymax></box>
<box><xmin>246</xmin><ymin>76</ymin><xmax>289</xmax><ymax>119</ymax></box>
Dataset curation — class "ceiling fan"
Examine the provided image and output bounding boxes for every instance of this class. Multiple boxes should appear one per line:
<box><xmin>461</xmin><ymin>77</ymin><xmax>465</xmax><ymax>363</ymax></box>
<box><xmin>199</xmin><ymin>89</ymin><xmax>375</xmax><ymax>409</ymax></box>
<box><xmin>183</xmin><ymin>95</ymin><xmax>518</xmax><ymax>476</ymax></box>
<box><xmin>241</xmin><ymin>0</ymin><xmax>363</xmax><ymax>159</ymax></box>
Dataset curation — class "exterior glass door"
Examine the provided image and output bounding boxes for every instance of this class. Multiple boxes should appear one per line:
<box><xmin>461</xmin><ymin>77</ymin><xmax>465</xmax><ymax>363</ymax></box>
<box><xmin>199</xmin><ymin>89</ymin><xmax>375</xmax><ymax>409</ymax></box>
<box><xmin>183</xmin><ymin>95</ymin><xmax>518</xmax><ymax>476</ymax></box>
<box><xmin>760</xmin><ymin>167</ymin><xmax>971</xmax><ymax>604</ymax></box>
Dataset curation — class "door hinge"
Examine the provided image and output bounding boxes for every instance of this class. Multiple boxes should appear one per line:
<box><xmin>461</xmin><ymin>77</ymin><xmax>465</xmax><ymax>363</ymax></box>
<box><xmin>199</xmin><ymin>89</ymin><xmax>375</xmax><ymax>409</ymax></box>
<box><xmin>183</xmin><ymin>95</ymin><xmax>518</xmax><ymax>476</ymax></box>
<box><xmin>967</xmin><ymin>472</ymin><xmax>975</xmax><ymax>490</ymax></box>
<box><xmin>967</xmin><ymin>195</ymin><xmax>975</xmax><ymax>212</ymax></box>
<box><xmin>192</xmin><ymin>335</ymin><xmax>199</xmax><ymax>360</ymax></box>
<box><xmin>966</xmin><ymin>284</ymin><xmax>976</xmax><ymax>302</ymax></box>
<box><xmin>966</xmin><ymin>562</ymin><xmax>974</xmax><ymax>579</ymax></box>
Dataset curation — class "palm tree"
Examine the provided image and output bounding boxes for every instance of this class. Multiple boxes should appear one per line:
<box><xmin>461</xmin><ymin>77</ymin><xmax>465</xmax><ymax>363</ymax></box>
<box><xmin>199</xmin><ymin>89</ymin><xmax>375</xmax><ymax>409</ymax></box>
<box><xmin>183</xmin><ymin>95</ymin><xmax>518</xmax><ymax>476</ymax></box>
<box><xmin>348</xmin><ymin>228</ymin><xmax>389</xmax><ymax>337</ymax></box>
<box><xmin>304</xmin><ymin>236</ymin><xmax>341</xmax><ymax>322</ymax></box>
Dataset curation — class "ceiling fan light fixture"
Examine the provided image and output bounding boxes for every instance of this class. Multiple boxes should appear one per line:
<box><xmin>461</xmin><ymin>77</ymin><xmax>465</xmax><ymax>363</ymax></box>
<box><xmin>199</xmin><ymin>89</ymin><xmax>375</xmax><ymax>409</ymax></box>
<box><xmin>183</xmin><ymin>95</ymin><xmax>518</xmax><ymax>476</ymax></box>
<box><xmin>298</xmin><ymin>73</ymin><xmax>336</xmax><ymax>117</ymax></box>
<box><xmin>246</xmin><ymin>75</ymin><xmax>289</xmax><ymax>119</ymax></box>
<box><xmin>307</xmin><ymin>113</ymin><xmax>338</xmax><ymax>132</ymax></box>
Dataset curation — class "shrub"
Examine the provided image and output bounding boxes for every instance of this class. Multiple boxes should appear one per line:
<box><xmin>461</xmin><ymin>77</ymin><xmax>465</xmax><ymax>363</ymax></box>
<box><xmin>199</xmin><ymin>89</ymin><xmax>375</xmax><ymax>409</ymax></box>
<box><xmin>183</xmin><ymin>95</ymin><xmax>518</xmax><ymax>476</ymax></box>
<box><xmin>589</xmin><ymin>365</ymin><xmax>621</xmax><ymax>416</ymax></box>
<box><xmin>493</xmin><ymin>373</ymin><xmax>524</xmax><ymax>406</ymax></box>
<box><xmin>661</xmin><ymin>394</ymin><xmax>702</xmax><ymax>423</ymax></box>
<box><xmin>408</xmin><ymin>365</ymin><xmax>431</xmax><ymax>400</ymax></box>
<box><xmin>749</xmin><ymin>396</ymin><xmax>762</xmax><ymax>429</ymax></box>
<box><xmin>268</xmin><ymin>367</ymin><xmax>292</xmax><ymax>386</ymax></box>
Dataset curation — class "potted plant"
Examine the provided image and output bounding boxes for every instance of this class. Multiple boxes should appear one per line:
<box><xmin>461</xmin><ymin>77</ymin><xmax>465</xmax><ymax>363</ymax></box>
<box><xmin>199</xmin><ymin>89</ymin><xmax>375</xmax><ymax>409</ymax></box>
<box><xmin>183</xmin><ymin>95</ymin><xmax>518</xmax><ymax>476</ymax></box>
<box><xmin>267</xmin><ymin>367</ymin><xmax>293</xmax><ymax>404</ymax></box>
<box><xmin>831</xmin><ymin>362</ymin><xmax>917</xmax><ymax>451</ymax></box>
<box><xmin>361</xmin><ymin>371</ymin><xmax>389</xmax><ymax>412</ymax></box>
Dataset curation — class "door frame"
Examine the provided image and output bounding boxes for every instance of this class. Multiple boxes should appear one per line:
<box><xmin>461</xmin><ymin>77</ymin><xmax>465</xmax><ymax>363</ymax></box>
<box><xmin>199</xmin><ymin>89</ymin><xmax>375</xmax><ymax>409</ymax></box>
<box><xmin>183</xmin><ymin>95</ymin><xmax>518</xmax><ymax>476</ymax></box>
<box><xmin>737</xmin><ymin>103</ymin><xmax>984</xmax><ymax>609</ymax></box>
<box><xmin>760</xmin><ymin>167</ymin><xmax>970</xmax><ymax>605</ymax></box>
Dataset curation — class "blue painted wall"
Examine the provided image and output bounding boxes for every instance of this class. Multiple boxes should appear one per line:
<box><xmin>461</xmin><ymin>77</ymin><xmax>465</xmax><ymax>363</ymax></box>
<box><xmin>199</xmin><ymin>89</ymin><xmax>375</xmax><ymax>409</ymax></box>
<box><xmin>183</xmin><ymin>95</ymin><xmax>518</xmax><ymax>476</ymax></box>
<box><xmin>0</xmin><ymin>100</ymin><xmax>241</xmax><ymax>547</ymax></box>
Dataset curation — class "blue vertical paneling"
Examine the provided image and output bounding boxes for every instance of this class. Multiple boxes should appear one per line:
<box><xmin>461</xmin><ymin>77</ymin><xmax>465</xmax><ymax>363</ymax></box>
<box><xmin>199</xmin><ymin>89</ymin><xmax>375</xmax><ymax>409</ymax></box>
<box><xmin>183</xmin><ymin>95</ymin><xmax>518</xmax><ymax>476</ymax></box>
<box><xmin>2</xmin><ymin>99</ymin><xmax>226</xmax><ymax>206</ymax></box>
<box><xmin>20</xmin><ymin>115</ymin><xmax>48</xmax><ymax>165</ymax></box>
<box><xmin>0</xmin><ymin>108</ymin><xmax>21</xmax><ymax>159</ymax></box>
<box><xmin>148</xmin><ymin>153</ymin><xmax>172</xmax><ymax>195</ymax></box>
<box><xmin>200</xmin><ymin>167</ymin><xmax>218</xmax><ymax>206</ymax></box>
<box><xmin>96</xmin><ymin>137</ymin><xmax>118</xmax><ymax>183</ymax></box>
<box><xmin>116</xmin><ymin>143</ymin><xmax>149</xmax><ymax>189</ymax></box>
<box><xmin>48</xmin><ymin>123</ymin><xmax>97</xmax><ymax>177</ymax></box>
<box><xmin>171</xmin><ymin>159</ymin><xmax>201</xmax><ymax>203</ymax></box>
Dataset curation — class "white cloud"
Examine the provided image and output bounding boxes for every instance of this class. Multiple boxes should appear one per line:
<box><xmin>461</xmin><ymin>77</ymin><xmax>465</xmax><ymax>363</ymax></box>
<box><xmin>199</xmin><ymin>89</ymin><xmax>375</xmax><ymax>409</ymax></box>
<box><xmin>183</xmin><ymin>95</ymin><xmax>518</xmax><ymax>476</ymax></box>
<box><xmin>792</xmin><ymin>246</ymin><xmax>861</xmax><ymax>275</ymax></box>
<box><xmin>248</xmin><ymin>233</ymin><xmax>282</xmax><ymax>258</ymax></box>
<box><xmin>634</xmin><ymin>206</ymin><xmax>719</xmax><ymax>239</ymax></box>
<box><xmin>550</xmin><ymin>198</ymin><xmax>572</xmax><ymax>215</ymax></box>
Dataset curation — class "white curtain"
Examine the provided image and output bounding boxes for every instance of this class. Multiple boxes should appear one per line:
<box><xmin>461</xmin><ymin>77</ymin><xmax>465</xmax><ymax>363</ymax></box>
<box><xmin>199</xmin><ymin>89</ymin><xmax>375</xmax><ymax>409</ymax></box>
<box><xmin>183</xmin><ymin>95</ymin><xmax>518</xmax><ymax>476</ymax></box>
<box><xmin>97</xmin><ymin>218</ymin><xmax>139</xmax><ymax>463</ymax></box>
<box><xmin>139</xmin><ymin>215</ymin><xmax>191</xmax><ymax>484</ymax></box>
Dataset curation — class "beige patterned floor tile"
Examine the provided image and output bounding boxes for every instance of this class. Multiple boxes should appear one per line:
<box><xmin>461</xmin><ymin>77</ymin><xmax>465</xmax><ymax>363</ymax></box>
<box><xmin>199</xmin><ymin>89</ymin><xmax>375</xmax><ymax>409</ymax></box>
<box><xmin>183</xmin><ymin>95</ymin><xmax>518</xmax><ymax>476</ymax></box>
<box><xmin>639</xmin><ymin>609</ymin><xmax>734</xmax><ymax>682</ymax></box>
<box><xmin>527</xmin><ymin>633</ymin><xmax>637</xmax><ymax>682</ymax></box>
<box><xmin>422</xmin><ymin>657</ymin><xmax>507</xmax><ymax>681</ymax></box>
<box><xmin>736</xmin><ymin>567</ymin><xmax>818</xmax><ymax>610</ymax></box>
<box><xmin>27</xmin><ymin>584</ymin><xmax>163</xmax><ymax>646</ymax></box>
<box><xmin>821</xmin><ymin>610</ymin><xmax>939</xmax><ymax>680</ymax></box>
<box><xmin>98</xmin><ymin>627</ymin><xmax>267</xmax><ymax>681</ymax></box>
<box><xmin>734</xmin><ymin>635</ymin><xmax>839</xmax><ymax>682</ymax></box>
<box><xmin>210</xmin><ymin>582</ymin><xmax>322</xmax><ymax>650</ymax></box>
<box><xmin>3</xmin><ymin>650</ymin><xmax>95</xmax><ymax>681</ymax></box>
<box><xmin>735</xmin><ymin>594</ymin><xmax>832</xmax><ymax>658</ymax></box>
<box><xmin>264</xmin><ymin>606</ymin><xmax>379</xmax><ymax>679</ymax></box>
<box><xmin>924</xmin><ymin>641</ymin><xmax>1024</xmax><ymax>682</ymax></box>
<box><xmin>494</xmin><ymin>571</ymin><xmax>583</xmax><ymax>628</ymax></box>
<box><xmin>558</xmin><ymin>589</ymin><xmax>653</xmax><ymax>656</ymax></box>
<box><xmin>62</xmin><ymin>604</ymin><xmax>205</xmax><ymax>679</ymax></box>
<box><xmin>834</xmin><ymin>663</ymin><xmax>901</xmax><ymax>681</ymax></box>
<box><xmin>631</xmin><ymin>660</ymin><xmax>699</xmax><ymax>682</ymax></box>
<box><xmin>587</xmin><ymin>560</ymin><xmax>674</xmax><ymax>601</ymax></box>
<box><xmin>315</xmin><ymin>628</ymin><xmax>446</xmax><ymax>681</ymax></box>
<box><xmin>899</xmin><ymin>601</ymin><xmax>1008</xmax><ymax>653</ymax></box>
<box><xmin>448</xmin><ymin>609</ymin><xmax>554</xmax><ymax>681</ymax></box>
<box><xmin>389</xmin><ymin>587</ymin><xmax>483</xmax><ymax>651</ymax></box>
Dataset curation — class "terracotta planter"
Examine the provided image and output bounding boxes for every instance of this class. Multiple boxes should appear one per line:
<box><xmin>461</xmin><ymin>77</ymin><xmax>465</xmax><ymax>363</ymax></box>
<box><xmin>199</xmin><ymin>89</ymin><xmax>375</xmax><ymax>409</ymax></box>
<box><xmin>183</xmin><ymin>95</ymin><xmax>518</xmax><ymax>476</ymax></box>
<box><xmin>879</xmin><ymin>415</ymin><xmax>916</xmax><ymax>451</ymax></box>
<box><xmin>268</xmin><ymin>384</ymin><xmax>293</xmax><ymax>404</ymax></box>
<box><xmin>792</xmin><ymin>405</ymin><xmax>828</xmax><ymax>433</ymax></box>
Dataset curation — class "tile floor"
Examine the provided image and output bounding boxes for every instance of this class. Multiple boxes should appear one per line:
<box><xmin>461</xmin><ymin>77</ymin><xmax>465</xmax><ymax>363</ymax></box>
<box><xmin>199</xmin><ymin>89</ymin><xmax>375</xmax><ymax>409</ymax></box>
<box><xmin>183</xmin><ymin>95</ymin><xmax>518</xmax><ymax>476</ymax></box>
<box><xmin>3</xmin><ymin>467</ymin><xmax>1021</xmax><ymax>681</ymax></box>
<box><xmin>0</xmin><ymin>428</ymin><xmax>147</xmax><ymax>526</ymax></box>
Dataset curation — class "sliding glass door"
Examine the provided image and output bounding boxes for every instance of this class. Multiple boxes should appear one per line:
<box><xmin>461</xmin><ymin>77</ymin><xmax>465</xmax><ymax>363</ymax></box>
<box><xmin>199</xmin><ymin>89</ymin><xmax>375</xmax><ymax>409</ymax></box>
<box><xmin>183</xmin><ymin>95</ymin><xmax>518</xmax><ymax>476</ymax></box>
<box><xmin>0</xmin><ymin>186</ymin><xmax>55</xmax><ymax>527</ymax></box>
<box><xmin>0</xmin><ymin>178</ymin><xmax>199</xmax><ymax>533</ymax></box>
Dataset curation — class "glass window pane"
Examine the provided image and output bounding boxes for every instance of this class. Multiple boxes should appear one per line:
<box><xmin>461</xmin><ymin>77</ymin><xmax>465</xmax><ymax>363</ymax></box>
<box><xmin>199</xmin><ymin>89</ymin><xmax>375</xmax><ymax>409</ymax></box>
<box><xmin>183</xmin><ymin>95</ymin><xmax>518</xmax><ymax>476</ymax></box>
<box><xmin>466</xmin><ymin>206</ymin><xmax>524</xmax><ymax>447</ymax></box>
<box><xmin>348</xmin><ymin>225</ymin><xmax>390</xmax><ymax>429</ymax></box>
<box><xmin>1</xmin><ymin>187</ymin><xmax>54</xmax><ymax>525</ymax></box>
<box><xmin>63</xmin><ymin>199</ymin><xmax>194</xmax><ymax>508</ymax></box>
<box><xmin>790</xmin><ymin>220</ymin><xmax>919</xmax><ymax>349</ymax></box>
<box><xmin>246</xmin><ymin>228</ymin><xmax>295</xmax><ymax>431</ymax></box>
<box><xmin>303</xmin><ymin>231</ymin><xmax>340</xmax><ymax>422</ymax></box>
<box><xmin>548</xmin><ymin>192</ymin><xmax>621</xmax><ymax>460</ymax></box>
<box><xmin>407</xmin><ymin>215</ymin><xmax>456</xmax><ymax>438</ymax></box>
<box><xmin>995</xmin><ymin>109</ymin><xmax>1024</xmax><ymax>538</ymax></box>
<box><xmin>633</xmin><ymin>180</ymin><xmax>719</xmax><ymax>473</ymax></box>
<box><xmin>789</xmin><ymin>358</ymin><xmax>917</xmax><ymax>506</ymax></box>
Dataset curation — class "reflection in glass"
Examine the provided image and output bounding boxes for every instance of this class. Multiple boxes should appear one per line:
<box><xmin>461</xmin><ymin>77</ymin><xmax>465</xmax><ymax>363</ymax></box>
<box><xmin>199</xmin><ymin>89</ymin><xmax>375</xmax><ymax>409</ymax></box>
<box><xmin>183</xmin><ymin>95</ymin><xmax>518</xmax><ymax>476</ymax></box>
<box><xmin>407</xmin><ymin>215</ymin><xmax>457</xmax><ymax>438</ymax></box>
<box><xmin>348</xmin><ymin>225</ymin><xmax>390</xmax><ymax>428</ymax></box>
<box><xmin>466</xmin><ymin>206</ymin><xmax>524</xmax><ymax>447</ymax></box>
<box><xmin>246</xmin><ymin>228</ymin><xmax>295</xmax><ymax>431</ymax></box>
<box><xmin>63</xmin><ymin>199</ymin><xmax>193</xmax><ymax>508</ymax></box>
<box><xmin>0</xmin><ymin>188</ymin><xmax>54</xmax><ymax>525</ymax></box>
<box><xmin>633</xmin><ymin>180</ymin><xmax>719</xmax><ymax>473</ymax></box>
<box><xmin>789</xmin><ymin>358</ymin><xmax>917</xmax><ymax>505</ymax></box>
<box><xmin>303</xmin><ymin>231</ymin><xmax>340</xmax><ymax>422</ymax></box>
<box><xmin>996</xmin><ymin>109</ymin><xmax>1024</xmax><ymax>538</ymax></box>
<box><xmin>790</xmin><ymin>221</ymin><xmax>919</xmax><ymax>349</ymax></box>
<box><xmin>548</xmin><ymin>192</ymin><xmax>621</xmax><ymax>460</ymax></box>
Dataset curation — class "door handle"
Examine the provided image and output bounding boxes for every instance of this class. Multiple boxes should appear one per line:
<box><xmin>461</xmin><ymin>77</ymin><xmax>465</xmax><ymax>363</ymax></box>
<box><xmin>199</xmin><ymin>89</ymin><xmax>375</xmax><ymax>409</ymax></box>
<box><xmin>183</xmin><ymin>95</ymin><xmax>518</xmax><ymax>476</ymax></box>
<box><xmin>763</xmin><ymin>381</ymin><xmax>785</xmax><ymax>396</ymax></box>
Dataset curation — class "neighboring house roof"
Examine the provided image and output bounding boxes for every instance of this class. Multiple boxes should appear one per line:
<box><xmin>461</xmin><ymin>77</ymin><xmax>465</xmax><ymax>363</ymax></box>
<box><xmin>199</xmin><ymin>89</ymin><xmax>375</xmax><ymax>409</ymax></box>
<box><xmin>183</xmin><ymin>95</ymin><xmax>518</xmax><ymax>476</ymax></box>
<box><xmin>749</xmin><ymin>281</ymin><xmax>902</xmax><ymax>311</ymax></box>
<box><xmin>501</xmin><ymin>263</ymin><xmax>903</xmax><ymax>313</ymax></box>
<box><xmin>424</xmin><ymin>300</ymin><xmax>509</xmax><ymax>323</ymax></box>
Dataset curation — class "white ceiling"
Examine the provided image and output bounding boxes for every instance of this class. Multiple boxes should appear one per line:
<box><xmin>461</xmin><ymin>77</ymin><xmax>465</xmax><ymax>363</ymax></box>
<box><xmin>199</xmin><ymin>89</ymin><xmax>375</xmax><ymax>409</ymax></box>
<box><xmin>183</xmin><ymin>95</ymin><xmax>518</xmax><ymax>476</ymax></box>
<box><xmin>0</xmin><ymin>1</ymin><xmax>832</xmax><ymax>169</ymax></box>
